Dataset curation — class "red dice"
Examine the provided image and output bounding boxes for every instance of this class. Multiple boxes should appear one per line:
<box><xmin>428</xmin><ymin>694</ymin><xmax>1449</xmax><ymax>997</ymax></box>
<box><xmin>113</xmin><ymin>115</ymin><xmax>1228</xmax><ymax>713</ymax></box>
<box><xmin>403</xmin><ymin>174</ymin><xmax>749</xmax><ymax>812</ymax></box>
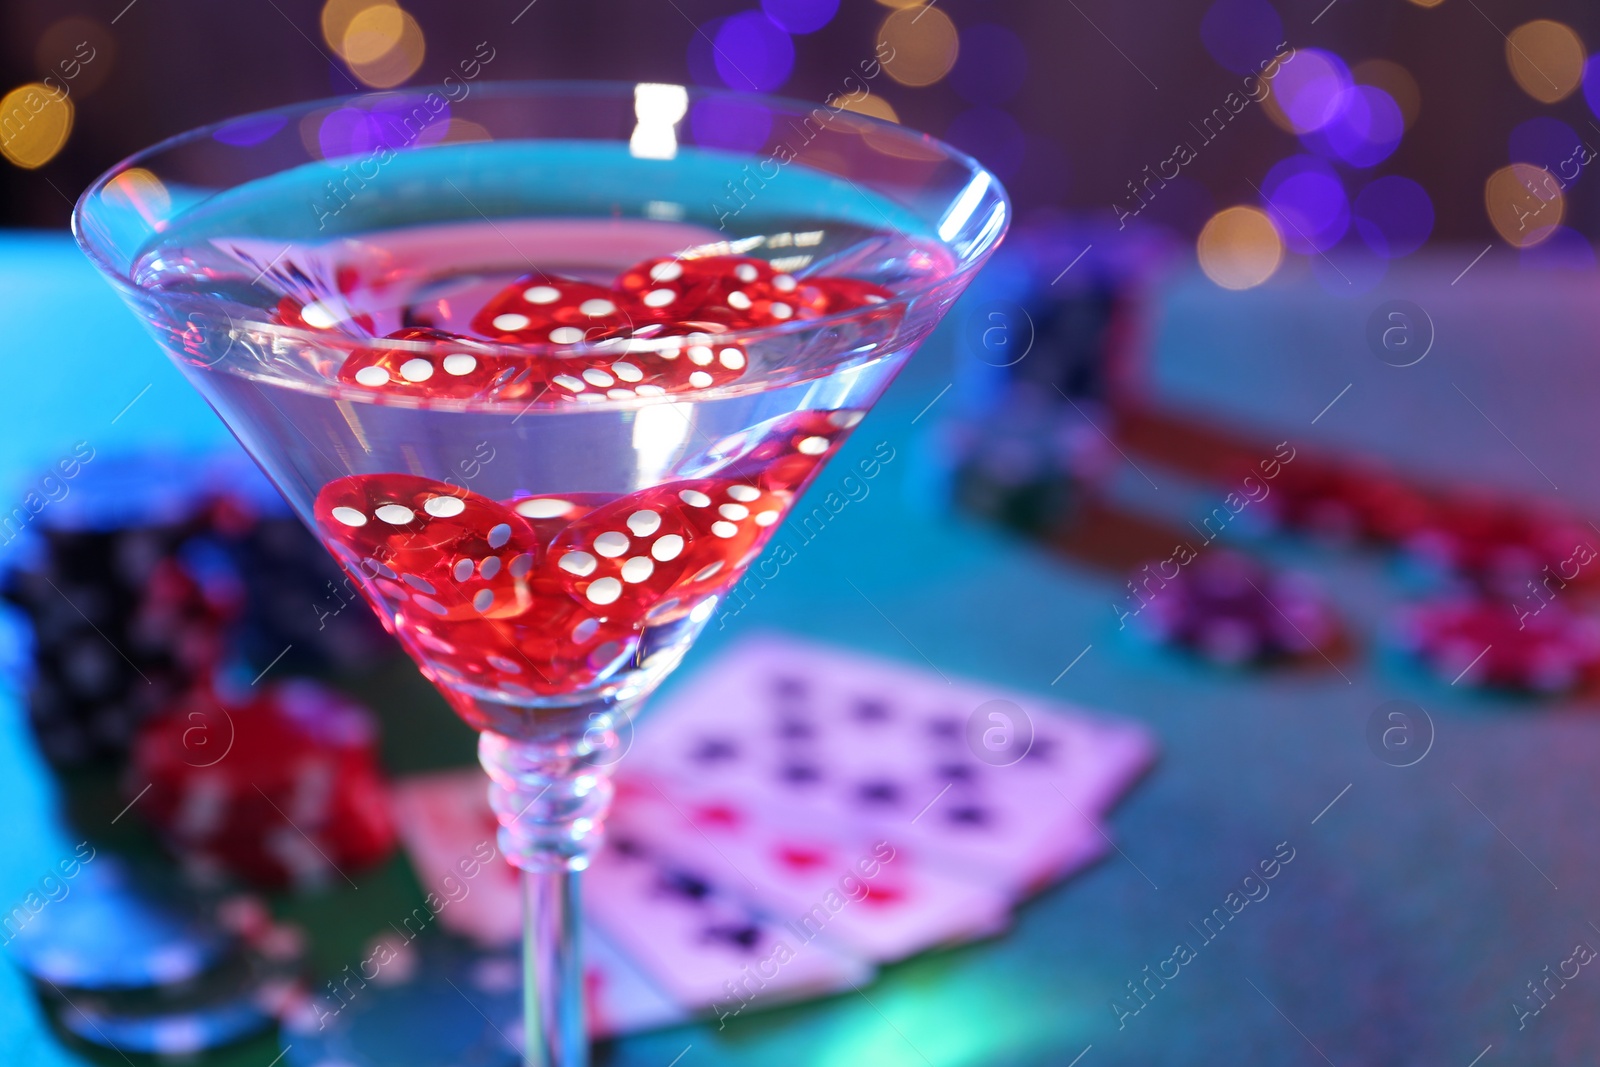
<box><xmin>471</xmin><ymin>275</ymin><xmax>638</xmax><ymax>345</ymax></box>
<box><xmin>339</xmin><ymin>328</ymin><xmax>510</xmax><ymax>400</ymax></box>
<box><xmin>314</xmin><ymin>474</ymin><xmax>542</xmax><ymax>621</ymax></box>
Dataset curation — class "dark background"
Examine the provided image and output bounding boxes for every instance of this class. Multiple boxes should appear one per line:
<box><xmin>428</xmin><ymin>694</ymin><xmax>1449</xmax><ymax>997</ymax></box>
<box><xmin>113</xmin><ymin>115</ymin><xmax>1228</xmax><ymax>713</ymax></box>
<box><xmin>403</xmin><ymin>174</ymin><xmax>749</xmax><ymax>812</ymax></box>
<box><xmin>3</xmin><ymin>0</ymin><xmax>1599</xmax><ymax>247</ymax></box>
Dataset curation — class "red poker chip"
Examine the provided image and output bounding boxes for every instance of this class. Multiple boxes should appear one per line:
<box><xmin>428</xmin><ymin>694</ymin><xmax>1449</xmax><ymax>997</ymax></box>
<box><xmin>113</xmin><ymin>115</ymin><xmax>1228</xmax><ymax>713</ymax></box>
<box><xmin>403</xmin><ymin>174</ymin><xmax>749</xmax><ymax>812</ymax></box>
<box><xmin>1394</xmin><ymin>596</ymin><xmax>1600</xmax><ymax>693</ymax></box>
<box><xmin>1253</xmin><ymin>453</ymin><xmax>1431</xmax><ymax>547</ymax></box>
<box><xmin>129</xmin><ymin>680</ymin><xmax>396</xmax><ymax>889</ymax></box>
<box><xmin>1402</xmin><ymin>494</ymin><xmax>1596</xmax><ymax>597</ymax></box>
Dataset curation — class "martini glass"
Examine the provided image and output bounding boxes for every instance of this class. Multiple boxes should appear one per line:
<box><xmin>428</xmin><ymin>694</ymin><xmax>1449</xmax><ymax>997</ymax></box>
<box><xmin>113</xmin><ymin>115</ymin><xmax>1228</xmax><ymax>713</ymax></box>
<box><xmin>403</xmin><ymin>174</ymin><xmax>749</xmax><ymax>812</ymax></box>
<box><xmin>74</xmin><ymin>81</ymin><xmax>1007</xmax><ymax>1066</ymax></box>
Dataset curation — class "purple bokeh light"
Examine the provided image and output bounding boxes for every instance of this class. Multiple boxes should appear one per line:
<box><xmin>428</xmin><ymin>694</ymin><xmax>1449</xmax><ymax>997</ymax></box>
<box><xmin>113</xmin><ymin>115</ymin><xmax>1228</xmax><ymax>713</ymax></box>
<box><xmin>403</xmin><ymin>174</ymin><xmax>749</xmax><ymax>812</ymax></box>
<box><xmin>1261</xmin><ymin>155</ymin><xmax>1348</xmax><ymax>255</ymax></box>
<box><xmin>1201</xmin><ymin>0</ymin><xmax>1285</xmax><ymax>75</ymax></box>
<box><xmin>213</xmin><ymin>114</ymin><xmax>286</xmax><ymax>147</ymax></box>
<box><xmin>1272</xmin><ymin>50</ymin><xmax>1352</xmax><ymax>134</ymax></box>
<box><xmin>714</xmin><ymin>12</ymin><xmax>794</xmax><ymax>92</ymax></box>
<box><xmin>1583</xmin><ymin>56</ymin><xmax>1600</xmax><ymax>122</ymax></box>
<box><xmin>1304</xmin><ymin>86</ymin><xmax>1402</xmax><ymax>168</ymax></box>
<box><xmin>1519</xmin><ymin>226</ymin><xmax>1596</xmax><ymax>272</ymax></box>
<box><xmin>1509</xmin><ymin>117</ymin><xmax>1587</xmax><ymax>184</ymax></box>
<box><xmin>950</xmin><ymin>24</ymin><xmax>1028</xmax><ymax>105</ymax></box>
<box><xmin>316</xmin><ymin>96</ymin><xmax>450</xmax><ymax>160</ymax></box>
<box><xmin>761</xmin><ymin>0</ymin><xmax>838</xmax><ymax>35</ymax></box>
<box><xmin>369</xmin><ymin>96</ymin><xmax>450</xmax><ymax>150</ymax></box>
<box><xmin>318</xmin><ymin>108</ymin><xmax>374</xmax><ymax>160</ymax></box>
<box><xmin>944</xmin><ymin>107</ymin><xmax>1026</xmax><ymax>181</ymax></box>
<box><xmin>689</xmin><ymin>97</ymin><xmax>774</xmax><ymax>154</ymax></box>
<box><xmin>1352</xmin><ymin>176</ymin><xmax>1433</xmax><ymax>259</ymax></box>
<box><xmin>687</xmin><ymin>18</ymin><xmax>728</xmax><ymax>87</ymax></box>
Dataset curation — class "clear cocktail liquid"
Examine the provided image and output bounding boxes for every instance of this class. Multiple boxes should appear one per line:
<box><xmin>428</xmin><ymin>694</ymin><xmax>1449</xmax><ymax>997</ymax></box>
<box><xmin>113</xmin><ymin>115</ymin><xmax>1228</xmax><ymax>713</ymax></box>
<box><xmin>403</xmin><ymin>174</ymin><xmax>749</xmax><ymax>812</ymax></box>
<box><xmin>123</xmin><ymin>141</ymin><xmax>955</xmax><ymax>735</ymax></box>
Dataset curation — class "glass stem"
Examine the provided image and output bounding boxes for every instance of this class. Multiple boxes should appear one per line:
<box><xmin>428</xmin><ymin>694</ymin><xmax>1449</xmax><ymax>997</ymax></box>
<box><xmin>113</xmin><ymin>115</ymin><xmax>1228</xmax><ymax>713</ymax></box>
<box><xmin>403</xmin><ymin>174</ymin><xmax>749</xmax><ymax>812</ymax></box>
<box><xmin>479</xmin><ymin>708</ymin><xmax>625</xmax><ymax>1067</ymax></box>
<box><xmin>522</xmin><ymin>868</ymin><xmax>584</xmax><ymax>1067</ymax></box>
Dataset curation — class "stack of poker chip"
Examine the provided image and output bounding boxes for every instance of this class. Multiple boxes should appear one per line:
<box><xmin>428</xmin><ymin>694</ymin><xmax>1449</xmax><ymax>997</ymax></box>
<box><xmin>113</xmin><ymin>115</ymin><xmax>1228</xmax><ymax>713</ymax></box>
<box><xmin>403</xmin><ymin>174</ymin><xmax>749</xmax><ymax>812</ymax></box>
<box><xmin>0</xmin><ymin>451</ymin><xmax>392</xmax><ymax>767</ymax></box>
<box><xmin>6</xmin><ymin>853</ymin><xmax>305</xmax><ymax>1056</ymax></box>
<box><xmin>129</xmin><ymin>677</ymin><xmax>398</xmax><ymax>891</ymax></box>
<box><xmin>946</xmin><ymin>387</ymin><xmax>1115</xmax><ymax>535</ymax></box>
<box><xmin>936</xmin><ymin>220</ymin><xmax>1169</xmax><ymax>537</ymax></box>
<box><xmin>1125</xmin><ymin>550</ymin><xmax>1340</xmax><ymax>668</ymax></box>
<box><xmin>0</xmin><ymin>454</ymin><xmax>235</xmax><ymax>765</ymax></box>
<box><xmin>204</xmin><ymin>472</ymin><xmax>395</xmax><ymax>678</ymax></box>
<box><xmin>1228</xmin><ymin>445</ymin><xmax>1600</xmax><ymax>693</ymax></box>
<box><xmin>1393</xmin><ymin>596</ymin><xmax>1600</xmax><ymax>695</ymax></box>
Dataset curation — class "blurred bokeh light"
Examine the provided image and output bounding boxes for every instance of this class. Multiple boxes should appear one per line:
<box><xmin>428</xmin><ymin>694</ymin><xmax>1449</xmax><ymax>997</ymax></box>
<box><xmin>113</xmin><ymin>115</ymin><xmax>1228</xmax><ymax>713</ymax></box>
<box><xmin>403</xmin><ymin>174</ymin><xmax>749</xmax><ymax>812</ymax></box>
<box><xmin>1197</xmin><ymin>205</ymin><xmax>1283</xmax><ymax>289</ymax></box>
<box><xmin>1506</xmin><ymin>20</ymin><xmax>1585</xmax><ymax>104</ymax></box>
<box><xmin>0</xmin><ymin>83</ymin><xmax>72</xmax><ymax>169</ymax></box>
<box><xmin>1263</xmin><ymin>50</ymin><xmax>1352</xmax><ymax>135</ymax></box>
<box><xmin>714</xmin><ymin>12</ymin><xmax>794</xmax><ymax>92</ymax></box>
<box><xmin>878</xmin><ymin>6</ymin><xmax>959</xmax><ymax>88</ymax></box>
<box><xmin>1485</xmin><ymin>162</ymin><xmax>1565</xmax><ymax>248</ymax></box>
<box><xmin>1351</xmin><ymin>59</ymin><xmax>1420</xmax><ymax>132</ymax></box>
<box><xmin>1352</xmin><ymin>175</ymin><xmax>1434</xmax><ymax>258</ymax></box>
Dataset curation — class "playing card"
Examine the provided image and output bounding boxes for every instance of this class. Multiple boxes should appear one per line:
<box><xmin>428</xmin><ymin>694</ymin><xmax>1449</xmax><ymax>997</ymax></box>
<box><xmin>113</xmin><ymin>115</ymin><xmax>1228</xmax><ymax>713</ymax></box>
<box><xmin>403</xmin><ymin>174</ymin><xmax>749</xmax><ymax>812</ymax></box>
<box><xmin>584</xmin><ymin>824</ymin><xmax>873</xmax><ymax>1017</ymax></box>
<box><xmin>391</xmin><ymin>770</ymin><xmax>521</xmax><ymax>947</ymax></box>
<box><xmin>584</xmin><ymin>924</ymin><xmax>690</xmax><ymax>1038</ymax></box>
<box><xmin>608</xmin><ymin>774</ymin><xmax>1014</xmax><ymax>962</ymax></box>
<box><xmin>630</xmin><ymin>633</ymin><xmax>1158</xmax><ymax>896</ymax></box>
<box><xmin>392</xmin><ymin>769</ymin><xmax>866</xmax><ymax>1029</ymax></box>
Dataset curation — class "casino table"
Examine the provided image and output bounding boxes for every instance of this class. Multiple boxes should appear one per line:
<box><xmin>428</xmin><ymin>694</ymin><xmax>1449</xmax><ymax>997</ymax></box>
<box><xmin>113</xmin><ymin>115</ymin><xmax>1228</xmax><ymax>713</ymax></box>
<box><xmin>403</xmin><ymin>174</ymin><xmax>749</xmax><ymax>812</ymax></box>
<box><xmin>3</xmin><ymin>230</ymin><xmax>1597</xmax><ymax>1065</ymax></box>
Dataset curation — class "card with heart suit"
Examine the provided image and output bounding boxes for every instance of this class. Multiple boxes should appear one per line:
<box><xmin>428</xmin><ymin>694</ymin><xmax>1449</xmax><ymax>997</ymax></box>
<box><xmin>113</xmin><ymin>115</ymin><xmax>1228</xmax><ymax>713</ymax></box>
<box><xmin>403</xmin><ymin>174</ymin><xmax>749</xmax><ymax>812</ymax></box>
<box><xmin>583</xmin><ymin>824</ymin><xmax>873</xmax><ymax>1013</ymax></box>
<box><xmin>628</xmin><ymin>633</ymin><xmax>1158</xmax><ymax>897</ymax></box>
<box><xmin>392</xmin><ymin>769</ymin><xmax>870</xmax><ymax>1025</ymax></box>
<box><xmin>606</xmin><ymin>774</ymin><xmax>1018</xmax><ymax>963</ymax></box>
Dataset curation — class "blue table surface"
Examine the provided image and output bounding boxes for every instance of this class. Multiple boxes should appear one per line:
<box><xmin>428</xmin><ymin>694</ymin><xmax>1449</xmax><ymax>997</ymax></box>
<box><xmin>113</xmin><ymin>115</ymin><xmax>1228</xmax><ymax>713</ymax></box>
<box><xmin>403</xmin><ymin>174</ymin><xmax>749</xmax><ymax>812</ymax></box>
<box><xmin>3</xmin><ymin>232</ymin><xmax>1597</xmax><ymax>1066</ymax></box>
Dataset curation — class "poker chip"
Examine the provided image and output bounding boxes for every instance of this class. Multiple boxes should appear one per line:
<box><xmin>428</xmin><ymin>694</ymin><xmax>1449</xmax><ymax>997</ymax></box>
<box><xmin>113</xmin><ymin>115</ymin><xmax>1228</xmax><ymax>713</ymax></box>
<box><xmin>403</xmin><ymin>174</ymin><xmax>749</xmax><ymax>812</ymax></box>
<box><xmin>1</xmin><ymin>454</ymin><xmax>238</xmax><ymax>766</ymax></box>
<box><xmin>1401</xmin><ymin>494</ymin><xmax>1595</xmax><ymax>597</ymax></box>
<box><xmin>1253</xmin><ymin>452</ymin><xmax>1431</xmax><ymax>547</ymax></box>
<box><xmin>1394</xmin><ymin>596</ymin><xmax>1600</xmax><ymax>693</ymax></box>
<box><xmin>1127</xmin><ymin>551</ymin><xmax>1338</xmax><ymax>666</ymax></box>
<box><xmin>130</xmin><ymin>679</ymin><xmax>397</xmax><ymax>889</ymax></box>
<box><xmin>45</xmin><ymin>938</ymin><xmax>303</xmax><ymax>1056</ymax></box>
<box><xmin>281</xmin><ymin>940</ymin><xmax>521</xmax><ymax>1067</ymax></box>
<box><xmin>0</xmin><ymin>450</ymin><xmax>398</xmax><ymax>766</ymax></box>
<box><xmin>946</xmin><ymin>388</ymin><xmax>1111</xmax><ymax>535</ymax></box>
<box><xmin>5</xmin><ymin>856</ymin><xmax>228</xmax><ymax>992</ymax></box>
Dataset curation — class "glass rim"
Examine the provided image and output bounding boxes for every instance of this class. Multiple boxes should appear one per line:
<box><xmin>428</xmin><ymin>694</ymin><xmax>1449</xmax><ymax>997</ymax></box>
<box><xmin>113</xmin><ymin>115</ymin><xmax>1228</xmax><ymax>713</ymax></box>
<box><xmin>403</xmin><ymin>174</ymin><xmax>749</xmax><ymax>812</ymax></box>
<box><xmin>72</xmin><ymin>79</ymin><xmax>1010</xmax><ymax>408</ymax></box>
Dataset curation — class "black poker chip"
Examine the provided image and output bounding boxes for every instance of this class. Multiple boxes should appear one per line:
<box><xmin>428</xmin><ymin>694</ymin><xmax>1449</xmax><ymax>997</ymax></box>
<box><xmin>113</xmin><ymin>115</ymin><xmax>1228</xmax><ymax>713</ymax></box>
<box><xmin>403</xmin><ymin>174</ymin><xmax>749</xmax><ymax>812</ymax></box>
<box><xmin>1</xmin><ymin>451</ymin><xmax>392</xmax><ymax>766</ymax></box>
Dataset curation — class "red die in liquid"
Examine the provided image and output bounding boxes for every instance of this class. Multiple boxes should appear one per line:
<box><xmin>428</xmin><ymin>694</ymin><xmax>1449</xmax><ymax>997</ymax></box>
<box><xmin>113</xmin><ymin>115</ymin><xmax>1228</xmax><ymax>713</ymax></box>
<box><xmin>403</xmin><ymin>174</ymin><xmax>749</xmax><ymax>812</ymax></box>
<box><xmin>276</xmin><ymin>296</ymin><xmax>374</xmax><ymax>336</ymax></box>
<box><xmin>713</xmin><ymin>409</ymin><xmax>864</xmax><ymax>492</ymax></box>
<box><xmin>471</xmin><ymin>274</ymin><xmax>638</xmax><ymax>345</ymax></box>
<box><xmin>549</xmin><ymin>478</ymin><xmax>790</xmax><ymax>623</ymax></box>
<box><xmin>339</xmin><ymin>328</ymin><xmax>509</xmax><ymax>399</ymax></box>
<box><xmin>399</xmin><ymin>608</ymin><xmax>640</xmax><ymax>707</ymax></box>
<box><xmin>314</xmin><ymin>474</ymin><xmax>541</xmax><ymax>621</ymax></box>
